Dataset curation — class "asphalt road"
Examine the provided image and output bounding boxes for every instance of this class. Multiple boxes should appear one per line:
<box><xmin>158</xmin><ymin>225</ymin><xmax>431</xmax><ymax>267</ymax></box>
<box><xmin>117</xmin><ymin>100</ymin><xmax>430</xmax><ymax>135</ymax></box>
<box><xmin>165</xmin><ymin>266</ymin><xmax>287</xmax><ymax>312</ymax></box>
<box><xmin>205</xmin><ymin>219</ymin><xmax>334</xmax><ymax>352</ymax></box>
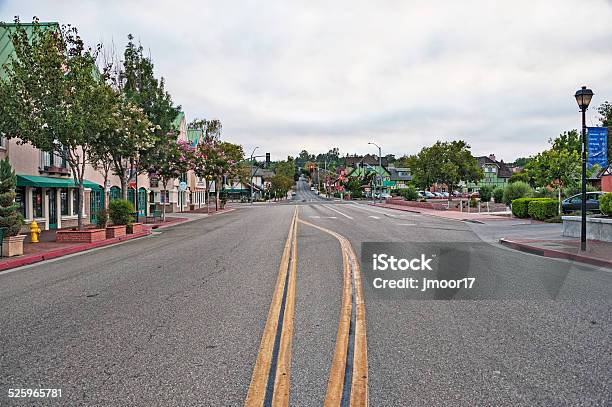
<box><xmin>0</xmin><ymin>180</ymin><xmax>610</xmax><ymax>406</ymax></box>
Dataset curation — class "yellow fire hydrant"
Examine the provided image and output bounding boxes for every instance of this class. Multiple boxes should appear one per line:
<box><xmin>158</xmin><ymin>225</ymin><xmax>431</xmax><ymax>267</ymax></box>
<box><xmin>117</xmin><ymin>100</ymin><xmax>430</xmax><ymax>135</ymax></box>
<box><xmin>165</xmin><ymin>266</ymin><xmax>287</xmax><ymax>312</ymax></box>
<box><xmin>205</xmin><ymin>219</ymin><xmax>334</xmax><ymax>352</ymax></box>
<box><xmin>30</xmin><ymin>220</ymin><xmax>41</xmax><ymax>243</ymax></box>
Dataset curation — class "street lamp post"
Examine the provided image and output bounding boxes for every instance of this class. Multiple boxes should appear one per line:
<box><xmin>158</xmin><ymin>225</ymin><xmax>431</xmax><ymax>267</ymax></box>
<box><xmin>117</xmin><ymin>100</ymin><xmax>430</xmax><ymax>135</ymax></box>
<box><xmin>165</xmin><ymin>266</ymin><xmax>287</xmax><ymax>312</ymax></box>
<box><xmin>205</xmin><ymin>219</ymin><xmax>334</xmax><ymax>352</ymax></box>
<box><xmin>250</xmin><ymin>146</ymin><xmax>259</xmax><ymax>204</ymax></box>
<box><xmin>368</xmin><ymin>142</ymin><xmax>382</xmax><ymax>202</ymax></box>
<box><xmin>574</xmin><ymin>86</ymin><xmax>594</xmax><ymax>251</ymax></box>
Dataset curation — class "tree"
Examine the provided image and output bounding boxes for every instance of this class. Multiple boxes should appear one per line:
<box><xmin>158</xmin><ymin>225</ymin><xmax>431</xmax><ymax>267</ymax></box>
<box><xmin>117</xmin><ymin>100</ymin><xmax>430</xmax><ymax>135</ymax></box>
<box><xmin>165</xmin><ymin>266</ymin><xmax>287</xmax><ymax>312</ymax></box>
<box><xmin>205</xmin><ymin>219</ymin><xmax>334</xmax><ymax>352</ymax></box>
<box><xmin>409</xmin><ymin>141</ymin><xmax>482</xmax><ymax>204</ymax></box>
<box><xmin>273</xmin><ymin>159</ymin><xmax>296</xmax><ymax>181</ymax></box>
<box><xmin>549</xmin><ymin>130</ymin><xmax>580</xmax><ymax>154</ymax></box>
<box><xmin>597</xmin><ymin>101</ymin><xmax>612</xmax><ymax>161</ymax></box>
<box><xmin>509</xmin><ymin>171</ymin><xmax>532</xmax><ymax>185</ymax></box>
<box><xmin>479</xmin><ymin>185</ymin><xmax>493</xmax><ymax>202</ymax></box>
<box><xmin>0</xmin><ymin>19</ymin><xmax>112</xmax><ymax>229</ymax></box>
<box><xmin>119</xmin><ymin>35</ymin><xmax>181</xmax><ymax>202</ymax></box>
<box><xmin>0</xmin><ymin>158</ymin><xmax>24</xmax><ymax>236</ymax></box>
<box><xmin>91</xmin><ymin>87</ymin><xmax>154</xmax><ymax>203</ymax></box>
<box><xmin>269</xmin><ymin>175</ymin><xmax>293</xmax><ymax>200</ymax></box>
<box><xmin>141</xmin><ymin>134</ymin><xmax>193</xmax><ymax>219</ymax></box>
<box><xmin>512</xmin><ymin>157</ymin><xmax>533</xmax><ymax>168</ymax></box>
<box><xmin>526</xmin><ymin>148</ymin><xmax>580</xmax><ymax>211</ymax></box>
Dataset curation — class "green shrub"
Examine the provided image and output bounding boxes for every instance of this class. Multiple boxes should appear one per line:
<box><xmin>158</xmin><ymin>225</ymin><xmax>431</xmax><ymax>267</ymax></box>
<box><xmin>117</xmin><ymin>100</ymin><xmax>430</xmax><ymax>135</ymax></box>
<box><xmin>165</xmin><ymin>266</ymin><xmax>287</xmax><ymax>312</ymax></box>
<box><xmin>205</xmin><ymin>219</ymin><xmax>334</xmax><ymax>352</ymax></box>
<box><xmin>108</xmin><ymin>199</ymin><xmax>134</xmax><ymax>226</ymax></box>
<box><xmin>503</xmin><ymin>181</ymin><xmax>532</xmax><ymax>205</ymax></box>
<box><xmin>399</xmin><ymin>186</ymin><xmax>419</xmax><ymax>201</ymax></box>
<box><xmin>0</xmin><ymin>158</ymin><xmax>24</xmax><ymax>236</ymax></box>
<box><xmin>511</xmin><ymin>197</ymin><xmax>533</xmax><ymax>218</ymax></box>
<box><xmin>493</xmin><ymin>187</ymin><xmax>504</xmax><ymax>204</ymax></box>
<box><xmin>96</xmin><ymin>208</ymin><xmax>108</xmax><ymax>229</ymax></box>
<box><xmin>533</xmin><ymin>187</ymin><xmax>557</xmax><ymax>199</ymax></box>
<box><xmin>528</xmin><ymin>198</ymin><xmax>558</xmax><ymax>220</ymax></box>
<box><xmin>600</xmin><ymin>193</ymin><xmax>612</xmax><ymax>216</ymax></box>
<box><xmin>469</xmin><ymin>198</ymin><xmax>478</xmax><ymax>208</ymax></box>
<box><xmin>478</xmin><ymin>186</ymin><xmax>493</xmax><ymax>202</ymax></box>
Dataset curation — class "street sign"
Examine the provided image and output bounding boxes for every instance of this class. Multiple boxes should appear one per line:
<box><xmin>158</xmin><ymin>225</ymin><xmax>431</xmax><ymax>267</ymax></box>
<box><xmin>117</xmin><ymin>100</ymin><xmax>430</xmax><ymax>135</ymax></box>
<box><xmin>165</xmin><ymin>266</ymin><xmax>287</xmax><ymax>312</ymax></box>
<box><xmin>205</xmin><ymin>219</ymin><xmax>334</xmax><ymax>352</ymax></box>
<box><xmin>179</xmin><ymin>181</ymin><xmax>187</xmax><ymax>191</ymax></box>
<box><xmin>587</xmin><ymin>127</ymin><xmax>608</xmax><ymax>168</ymax></box>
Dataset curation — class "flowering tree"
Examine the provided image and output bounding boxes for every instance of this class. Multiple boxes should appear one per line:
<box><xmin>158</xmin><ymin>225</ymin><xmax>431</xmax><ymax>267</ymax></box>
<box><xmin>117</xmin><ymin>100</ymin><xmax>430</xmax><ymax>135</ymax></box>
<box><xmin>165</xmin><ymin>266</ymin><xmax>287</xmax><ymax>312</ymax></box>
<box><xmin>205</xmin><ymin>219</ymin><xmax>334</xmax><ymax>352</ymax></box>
<box><xmin>142</xmin><ymin>134</ymin><xmax>193</xmax><ymax>219</ymax></box>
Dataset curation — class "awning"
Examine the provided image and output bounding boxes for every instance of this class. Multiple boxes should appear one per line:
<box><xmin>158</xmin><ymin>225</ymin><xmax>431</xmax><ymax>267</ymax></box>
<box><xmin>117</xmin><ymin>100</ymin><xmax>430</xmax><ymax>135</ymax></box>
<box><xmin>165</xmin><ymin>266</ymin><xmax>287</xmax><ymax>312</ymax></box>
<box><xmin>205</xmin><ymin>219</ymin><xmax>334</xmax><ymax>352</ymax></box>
<box><xmin>16</xmin><ymin>175</ymin><xmax>102</xmax><ymax>189</ymax></box>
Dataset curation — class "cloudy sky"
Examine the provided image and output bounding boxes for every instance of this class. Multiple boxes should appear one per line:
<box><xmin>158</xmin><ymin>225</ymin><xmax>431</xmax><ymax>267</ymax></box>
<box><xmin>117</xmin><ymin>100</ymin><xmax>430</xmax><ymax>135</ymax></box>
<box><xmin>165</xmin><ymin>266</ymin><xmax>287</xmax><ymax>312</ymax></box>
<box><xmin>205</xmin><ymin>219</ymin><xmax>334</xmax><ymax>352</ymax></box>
<box><xmin>2</xmin><ymin>0</ymin><xmax>612</xmax><ymax>161</ymax></box>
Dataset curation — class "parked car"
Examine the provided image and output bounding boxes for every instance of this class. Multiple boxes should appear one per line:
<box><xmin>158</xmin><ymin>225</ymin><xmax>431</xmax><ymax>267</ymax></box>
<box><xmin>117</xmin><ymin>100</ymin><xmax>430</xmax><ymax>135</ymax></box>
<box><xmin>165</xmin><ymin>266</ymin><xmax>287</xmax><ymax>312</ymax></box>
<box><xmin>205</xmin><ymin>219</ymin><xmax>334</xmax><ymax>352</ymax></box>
<box><xmin>418</xmin><ymin>190</ymin><xmax>435</xmax><ymax>199</ymax></box>
<box><xmin>432</xmin><ymin>192</ymin><xmax>443</xmax><ymax>198</ymax></box>
<box><xmin>561</xmin><ymin>192</ymin><xmax>603</xmax><ymax>214</ymax></box>
<box><xmin>440</xmin><ymin>192</ymin><xmax>449</xmax><ymax>198</ymax></box>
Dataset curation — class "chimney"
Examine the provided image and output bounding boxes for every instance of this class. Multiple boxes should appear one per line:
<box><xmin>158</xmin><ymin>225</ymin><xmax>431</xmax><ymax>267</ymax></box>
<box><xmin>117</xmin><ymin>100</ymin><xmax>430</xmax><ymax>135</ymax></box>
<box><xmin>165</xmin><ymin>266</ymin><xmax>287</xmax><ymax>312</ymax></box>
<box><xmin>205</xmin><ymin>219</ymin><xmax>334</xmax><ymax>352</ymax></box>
<box><xmin>488</xmin><ymin>154</ymin><xmax>496</xmax><ymax>162</ymax></box>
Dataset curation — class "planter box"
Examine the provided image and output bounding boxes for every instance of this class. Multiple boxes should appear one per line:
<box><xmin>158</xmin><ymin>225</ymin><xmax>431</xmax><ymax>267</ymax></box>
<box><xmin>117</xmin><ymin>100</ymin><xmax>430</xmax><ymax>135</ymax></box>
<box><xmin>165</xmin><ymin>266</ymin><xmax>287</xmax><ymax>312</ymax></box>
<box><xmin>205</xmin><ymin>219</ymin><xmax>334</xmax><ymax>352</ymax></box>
<box><xmin>2</xmin><ymin>234</ymin><xmax>25</xmax><ymax>257</ymax></box>
<box><xmin>106</xmin><ymin>225</ymin><xmax>127</xmax><ymax>239</ymax></box>
<box><xmin>56</xmin><ymin>229</ymin><xmax>106</xmax><ymax>243</ymax></box>
<box><xmin>562</xmin><ymin>216</ymin><xmax>612</xmax><ymax>242</ymax></box>
<box><xmin>127</xmin><ymin>223</ymin><xmax>145</xmax><ymax>234</ymax></box>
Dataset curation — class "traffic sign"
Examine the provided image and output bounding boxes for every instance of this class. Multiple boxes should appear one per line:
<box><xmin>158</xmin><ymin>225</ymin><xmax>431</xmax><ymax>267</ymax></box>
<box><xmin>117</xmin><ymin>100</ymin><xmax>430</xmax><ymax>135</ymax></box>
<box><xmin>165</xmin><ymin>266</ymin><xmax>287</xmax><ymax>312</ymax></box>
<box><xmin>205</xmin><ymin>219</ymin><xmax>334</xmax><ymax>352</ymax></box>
<box><xmin>179</xmin><ymin>181</ymin><xmax>187</xmax><ymax>191</ymax></box>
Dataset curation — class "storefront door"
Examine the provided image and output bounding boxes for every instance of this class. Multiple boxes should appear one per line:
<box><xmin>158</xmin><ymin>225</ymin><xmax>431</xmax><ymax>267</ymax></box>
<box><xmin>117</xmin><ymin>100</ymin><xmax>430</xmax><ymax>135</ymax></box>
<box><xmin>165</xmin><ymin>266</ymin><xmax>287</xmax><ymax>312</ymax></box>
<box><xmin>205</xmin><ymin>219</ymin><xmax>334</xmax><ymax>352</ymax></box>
<box><xmin>89</xmin><ymin>189</ymin><xmax>104</xmax><ymax>225</ymax></box>
<box><xmin>48</xmin><ymin>189</ymin><xmax>58</xmax><ymax>229</ymax></box>
<box><xmin>138</xmin><ymin>188</ymin><xmax>147</xmax><ymax>216</ymax></box>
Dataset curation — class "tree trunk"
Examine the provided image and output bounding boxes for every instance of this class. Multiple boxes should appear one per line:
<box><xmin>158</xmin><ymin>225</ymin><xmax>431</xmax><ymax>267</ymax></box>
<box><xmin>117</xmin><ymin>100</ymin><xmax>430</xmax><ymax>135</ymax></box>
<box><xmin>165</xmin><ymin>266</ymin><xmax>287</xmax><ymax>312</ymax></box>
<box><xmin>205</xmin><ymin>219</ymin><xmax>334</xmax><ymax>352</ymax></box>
<box><xmin>77</xmin><ymin>183</ymin><xmax>85</xmax><ymax>230</ymax></box>
<box><xmin>121</xmin><ymin>175</ymin><xmax>128</xmax><ymax>201</ymax></box>
<box><xmin>205</xmin><ymin>180</ymin><xmax>210</xmax><ymax>215</ymax></box>
<box><xmin>216</xmin><ymin>176</ymin><xmax>221</xmax><ymax>211</ymax></box>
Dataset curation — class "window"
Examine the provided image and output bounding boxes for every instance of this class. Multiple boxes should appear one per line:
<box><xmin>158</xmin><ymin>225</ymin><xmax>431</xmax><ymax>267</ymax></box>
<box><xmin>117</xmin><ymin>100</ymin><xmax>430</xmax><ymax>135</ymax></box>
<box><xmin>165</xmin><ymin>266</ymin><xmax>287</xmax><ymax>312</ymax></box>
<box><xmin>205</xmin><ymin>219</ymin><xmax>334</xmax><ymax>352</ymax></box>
<box><xmin>72</xmin><ymin>189</ymin><xmax>79</xmax><ymax>215</ymax></box>
<box><xmin>16</xmin><ymin>187</ymin><xmax>25</xmax><ymax>218</ymax></box>
<box><xmin>0</xmin><ymin>137</ymin><xmax>6</xmax><ymax>148</ymax></box>
<box><xmin>60</xmin><ymin>188</ymin><xmax>68</xmax><ymax>215</ymax></box>
<box><xmin>33</xmin><ymin>188</ymin><xmax>43</xmax><ymax>218</ymax></box>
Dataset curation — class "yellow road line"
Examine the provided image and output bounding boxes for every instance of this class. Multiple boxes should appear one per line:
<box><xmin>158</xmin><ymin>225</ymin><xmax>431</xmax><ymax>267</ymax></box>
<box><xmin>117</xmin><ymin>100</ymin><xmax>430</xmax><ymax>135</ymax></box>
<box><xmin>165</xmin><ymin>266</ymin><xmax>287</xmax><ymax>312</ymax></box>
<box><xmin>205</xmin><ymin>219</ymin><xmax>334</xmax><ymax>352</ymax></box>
<box><xmin>272</xmin><ymin>208</ymin><xmax>298</xmax><ymax>405</ymax></box>
<box><xmin>299</xmin><ymin>219</ymin><xmax>369</xmax><ymax>406</ymax></box>
<box><xmin>245</xmin><ymin>206</ymin><xmax>298</xmax><ymax>406</ymax></box>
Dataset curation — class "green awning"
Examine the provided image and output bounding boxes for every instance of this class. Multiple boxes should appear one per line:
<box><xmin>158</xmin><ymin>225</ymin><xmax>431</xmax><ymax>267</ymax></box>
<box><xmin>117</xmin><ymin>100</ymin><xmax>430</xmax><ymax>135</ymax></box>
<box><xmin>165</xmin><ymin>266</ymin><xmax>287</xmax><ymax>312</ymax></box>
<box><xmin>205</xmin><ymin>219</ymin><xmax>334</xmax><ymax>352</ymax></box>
<box><xmin>16</xmin><ymin>175</ymin><xmax>102</xmax><ymax>189</ymax></box>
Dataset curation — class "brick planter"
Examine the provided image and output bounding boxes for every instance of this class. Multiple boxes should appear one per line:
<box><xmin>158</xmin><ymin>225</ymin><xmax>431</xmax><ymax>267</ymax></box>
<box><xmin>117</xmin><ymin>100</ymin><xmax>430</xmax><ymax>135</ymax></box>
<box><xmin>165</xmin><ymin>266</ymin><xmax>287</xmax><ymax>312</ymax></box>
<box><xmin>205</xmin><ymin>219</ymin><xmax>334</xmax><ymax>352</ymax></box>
<box><xmin>56</xmin><ymin>229</ymin><xmax>106</xmax><ymax>243</ymax></box>
<box><xmin>106</xmin><ymin>225</ymin><xmax>127</xmax><ymax>239</ymax></box>
<box><xmin>127</xmin><ymin>223</ymin><xmax>145</xmax><ymax>234</ymax></box>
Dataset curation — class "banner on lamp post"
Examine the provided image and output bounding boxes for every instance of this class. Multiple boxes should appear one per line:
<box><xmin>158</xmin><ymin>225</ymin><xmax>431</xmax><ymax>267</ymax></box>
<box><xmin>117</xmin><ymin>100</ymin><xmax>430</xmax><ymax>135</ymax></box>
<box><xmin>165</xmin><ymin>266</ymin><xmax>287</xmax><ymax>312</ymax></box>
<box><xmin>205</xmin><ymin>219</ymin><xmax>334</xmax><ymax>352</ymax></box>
<box><xmin>587</xmin><ymin>127</ymin><xmax>608</xmax><ymax>169</ymax></box>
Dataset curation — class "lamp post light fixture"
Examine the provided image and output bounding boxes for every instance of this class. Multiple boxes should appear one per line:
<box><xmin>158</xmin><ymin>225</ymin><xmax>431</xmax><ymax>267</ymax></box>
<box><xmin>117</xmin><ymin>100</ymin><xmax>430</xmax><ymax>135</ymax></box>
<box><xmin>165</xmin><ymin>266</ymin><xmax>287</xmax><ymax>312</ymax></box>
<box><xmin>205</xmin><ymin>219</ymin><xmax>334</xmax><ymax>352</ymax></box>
<box><xmin>574</xmin><ymin>86</ymin><xmax>594</xmax><ymax>251</ymax></box>
<box><xmin>368</xmin><ymin>142</ymin><xmax>382</xmax><ymax>202</ymax></box>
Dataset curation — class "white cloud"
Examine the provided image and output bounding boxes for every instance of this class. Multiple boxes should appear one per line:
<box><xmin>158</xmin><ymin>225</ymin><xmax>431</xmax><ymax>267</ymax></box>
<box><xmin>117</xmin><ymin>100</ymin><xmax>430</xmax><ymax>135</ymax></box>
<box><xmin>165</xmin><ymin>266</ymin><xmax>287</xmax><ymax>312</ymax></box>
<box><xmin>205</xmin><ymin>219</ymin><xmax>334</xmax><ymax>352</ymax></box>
<box><xmin>2</xmin><ymin>0</ymin><xmax>612</xmax><ymax>161</ymax></box>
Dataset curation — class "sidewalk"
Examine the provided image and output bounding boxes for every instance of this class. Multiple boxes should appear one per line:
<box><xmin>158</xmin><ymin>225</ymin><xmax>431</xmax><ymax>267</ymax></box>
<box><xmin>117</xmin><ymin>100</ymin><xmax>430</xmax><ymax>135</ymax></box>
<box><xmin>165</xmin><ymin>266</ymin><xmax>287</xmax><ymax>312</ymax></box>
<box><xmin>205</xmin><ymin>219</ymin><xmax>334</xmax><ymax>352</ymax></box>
<box><xmin>375</xmin><ymin>202</ymin><xmax>509</xmax><ymax>223</ymax></box>
<box><xmin>500</xmin><ymin>237</ymin><xmax>612</xmax><ymax>269</ymax></box>
<box><xmin>0</xmin><ymin>206</ymin><xmax>234</xmax><ymax>272</ymax></box>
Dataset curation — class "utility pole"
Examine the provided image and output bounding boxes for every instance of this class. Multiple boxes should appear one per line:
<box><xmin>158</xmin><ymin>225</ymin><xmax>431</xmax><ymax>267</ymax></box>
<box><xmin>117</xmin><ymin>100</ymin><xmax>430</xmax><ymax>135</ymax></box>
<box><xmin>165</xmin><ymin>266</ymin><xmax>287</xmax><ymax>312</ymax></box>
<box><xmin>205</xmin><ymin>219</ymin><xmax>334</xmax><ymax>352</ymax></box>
<box><xmin>250</xmin><ymin>146</ymin><xmax>259</xmax><ymax>204</ymax></box>
<box><xmin>368</xmin><ymin>142</ymin><xmax>382</xmax><ymax>202</ymax></box>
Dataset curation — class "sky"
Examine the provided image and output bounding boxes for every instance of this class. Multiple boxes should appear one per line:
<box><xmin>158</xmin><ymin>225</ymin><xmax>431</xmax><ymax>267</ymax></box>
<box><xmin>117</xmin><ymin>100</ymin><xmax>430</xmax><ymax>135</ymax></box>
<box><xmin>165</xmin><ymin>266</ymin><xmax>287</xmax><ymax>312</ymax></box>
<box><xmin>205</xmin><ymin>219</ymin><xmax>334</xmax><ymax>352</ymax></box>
<box><xmin>2</xmin><ymin>0</ymin><xmax>612</xmax><ymax>162</ymax></box>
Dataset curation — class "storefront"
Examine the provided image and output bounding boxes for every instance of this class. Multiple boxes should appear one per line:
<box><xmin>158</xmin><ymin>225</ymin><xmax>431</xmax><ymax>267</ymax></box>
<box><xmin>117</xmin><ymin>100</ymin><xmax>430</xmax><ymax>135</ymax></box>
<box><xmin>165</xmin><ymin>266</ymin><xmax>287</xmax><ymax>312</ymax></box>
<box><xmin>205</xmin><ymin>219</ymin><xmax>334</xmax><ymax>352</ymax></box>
<box><xmin>16</xmin><ymin>175</ymin><xmax>102</xmax><ymax>231</ymax></box>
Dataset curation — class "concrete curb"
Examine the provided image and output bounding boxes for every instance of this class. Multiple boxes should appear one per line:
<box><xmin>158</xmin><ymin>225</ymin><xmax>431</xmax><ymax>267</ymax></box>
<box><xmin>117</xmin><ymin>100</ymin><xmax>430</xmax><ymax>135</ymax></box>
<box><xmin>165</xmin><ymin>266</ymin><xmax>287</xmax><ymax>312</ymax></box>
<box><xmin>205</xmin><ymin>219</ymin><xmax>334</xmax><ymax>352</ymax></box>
<box><xmin>0</xmin><ymin>230</ymin><xmax>151</xmax><ymax>272</ymax></box>
<box><xmin>499</xmin><ymin>238</ymin><xmax>612</xmax><ymax>269</ymax></box>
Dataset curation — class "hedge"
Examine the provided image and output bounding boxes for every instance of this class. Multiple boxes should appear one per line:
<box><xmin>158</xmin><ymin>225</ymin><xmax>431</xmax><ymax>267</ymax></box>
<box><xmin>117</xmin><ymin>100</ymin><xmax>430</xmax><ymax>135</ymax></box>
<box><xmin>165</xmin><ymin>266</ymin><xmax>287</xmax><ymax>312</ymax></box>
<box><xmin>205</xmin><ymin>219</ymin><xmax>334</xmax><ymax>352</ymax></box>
<box><xmin>528</xmin><ymin>198</ymin><xmax>558</xmax><ymax>220</ymax></box>
<box><xmin>600</xmin><ymin>193</ymin><xmax>612</xmax><ymax>216</ymax></box>
<box><xmin>512</xmin><ymin>197</ymin><xmax>559</xmax><ymax>219</ymax></box>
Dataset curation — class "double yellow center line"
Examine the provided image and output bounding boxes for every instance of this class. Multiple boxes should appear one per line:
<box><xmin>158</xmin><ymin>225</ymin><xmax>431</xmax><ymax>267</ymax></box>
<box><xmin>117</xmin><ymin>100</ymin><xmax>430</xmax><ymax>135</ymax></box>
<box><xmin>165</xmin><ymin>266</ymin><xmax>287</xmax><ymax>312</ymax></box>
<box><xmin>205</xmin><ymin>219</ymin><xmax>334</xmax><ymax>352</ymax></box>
<box><xmin>245</xmin><ymin>206</ymin><xmax>298</xmax><ymax>406</ymax></box>
<box><xmin>245</xmin><ymin>207</ymin><xmax>368</xmax><ymax>406</ymax></box>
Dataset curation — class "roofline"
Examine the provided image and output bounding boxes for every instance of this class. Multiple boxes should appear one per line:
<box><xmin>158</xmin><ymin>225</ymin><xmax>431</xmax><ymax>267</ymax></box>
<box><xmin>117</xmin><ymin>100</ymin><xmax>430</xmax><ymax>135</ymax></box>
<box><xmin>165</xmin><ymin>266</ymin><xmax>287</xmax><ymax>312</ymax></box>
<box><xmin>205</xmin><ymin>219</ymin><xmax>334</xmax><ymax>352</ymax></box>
<box><xmin>0</xmin><ymin>22</ymin><xmax>60</xmax><ymax>27</ymax></box>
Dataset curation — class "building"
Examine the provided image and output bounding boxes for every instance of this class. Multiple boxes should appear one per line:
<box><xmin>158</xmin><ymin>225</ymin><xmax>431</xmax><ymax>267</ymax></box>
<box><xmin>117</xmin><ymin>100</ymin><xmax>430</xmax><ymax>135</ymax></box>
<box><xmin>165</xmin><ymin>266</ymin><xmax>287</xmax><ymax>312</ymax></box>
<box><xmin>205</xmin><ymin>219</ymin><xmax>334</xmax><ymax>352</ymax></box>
<box><xmin>387</xmin><ymin>167</ymin><xmax>412</xmax><ymax>189</ymax></box>
<box><xmin>468</xmin><ymin>154</ymin><xmax>513</xmax><ymax>190</ymax></box>
<box><xmin>1</xmin><ymin>23</ymin><xmax>194</xmax><ymax>227</ymax></box>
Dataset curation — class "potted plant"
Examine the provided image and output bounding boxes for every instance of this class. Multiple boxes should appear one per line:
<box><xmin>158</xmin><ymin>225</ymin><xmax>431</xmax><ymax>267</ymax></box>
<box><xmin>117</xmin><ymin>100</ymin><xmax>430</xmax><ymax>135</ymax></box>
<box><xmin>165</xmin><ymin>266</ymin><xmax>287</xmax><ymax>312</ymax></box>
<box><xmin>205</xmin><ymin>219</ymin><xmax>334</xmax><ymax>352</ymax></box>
<box><xmin>106</xmin><ymin>199</ymin><xmax>133</xmax><ymax>238</ymax></box>
<box><xmin>0</xmin><ymin>158</ymin><xmax>25</xmax><ymax>256</ymax></box>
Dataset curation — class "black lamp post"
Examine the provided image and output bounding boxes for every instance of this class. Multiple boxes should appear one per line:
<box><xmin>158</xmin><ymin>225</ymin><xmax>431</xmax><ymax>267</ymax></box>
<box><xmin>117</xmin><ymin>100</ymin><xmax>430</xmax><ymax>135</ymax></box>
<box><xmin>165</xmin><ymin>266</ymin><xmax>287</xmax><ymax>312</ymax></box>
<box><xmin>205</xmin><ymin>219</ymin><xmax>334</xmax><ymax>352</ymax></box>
<box><xmin>574</xmin><ymin>86</ymin><xmax>594</xmax><ymax>251</ymax></box>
